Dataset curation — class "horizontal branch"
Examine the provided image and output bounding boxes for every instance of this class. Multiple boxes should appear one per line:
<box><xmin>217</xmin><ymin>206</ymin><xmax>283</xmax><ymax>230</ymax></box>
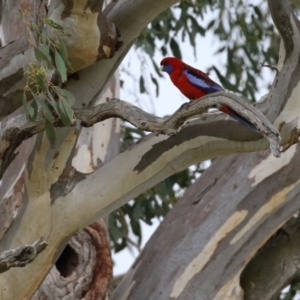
<box><xmin>76</xmin><ymin>92</ymin><xmax>281</xmax><ymax>157</ymax></box>
<box><xmin>0</xmin><ymin>237</ymin><xmax>47</xmax><ymax>273</ymax></box>
<box><xmin>0</xmin><ymin>92</ymin><xmax>282</xmax><ymax>180</ymax></box>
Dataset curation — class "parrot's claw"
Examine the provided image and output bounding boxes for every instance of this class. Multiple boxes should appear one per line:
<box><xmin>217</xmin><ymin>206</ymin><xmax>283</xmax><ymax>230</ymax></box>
<box><xmin>179</xmin><ymin>102</ymin><xmax>190</xmax><ymax>111</ymax></box>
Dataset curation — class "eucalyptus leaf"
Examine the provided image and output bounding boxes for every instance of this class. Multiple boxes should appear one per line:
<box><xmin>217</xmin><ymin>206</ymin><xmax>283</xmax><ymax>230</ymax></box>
<box><xmin>56</xmin><ymin>33</ymin><xmax>71</xmax><ymax>68</ymax></box>
<box><xmin>46</xmin><ymin>90</ymin><xmax>59</xmax><ymax>115</ymax></box>
<box><xmin>55</xmin><ymin>51</ymin><xmax>67</xmax><ymax>82</ymax></box>
<box><xmin>31</xmin><ymin>91</ymin><xmax>54</xmax><ymax>122</ymax></box>
<box><xmin>45</xmin><ymin>118</ymin><xmax>57</xmax><ymax>148</ymax></box>
<box><xmin>30</xmin><ymin>98</ymin><xmax>38</xmax><ymax>121</ymax></box>
<box><xmin>58</xmin><ymin>98</ymin><xmax>74</xmax><ymax>126</ymax></box>
<box><xmin>36</xmin><ymin>73</ymin><xmax>47</xmax><ymax>92</ymax></box>
<box><xmin>133</xmin><ymin>204</ymin><xmax>143</xmax><ymax>221</ymax></box>
<box><xmin>34</xmin><ymin>45</ymin><xmax>52</xmax><ymax>68</ymax></box>
<box><xmin>55</xmin><ymin>87</ymin><xmax>75</xmax><ymax>106</ymax></box>
<box><xmin>170</xmin><ymin>38</ymin><xmax>182</xmax><ymax>59</ymax></box>
<box><xmin>46</xmin><ymin>18</ymin><xmax>64</xmax><ymax>30</ymax></box>
<box><xmin>139</xmin><ymin>76</ymin><xmax>146</xmax><ymax>94</ymax></box>
<box><xmin>150</xmin><ymin>74</ymin><xmax>159</xmax><ymax>97</ymax></box>
<box><xmin>42</xmin><ymin>27</ymin><xmax>48</xmax><ymax>45</ymax></box>
<box><xmin>22</xmin><ymin>94</ymin><xmax>35</xmax><ymax>121</ymax></box>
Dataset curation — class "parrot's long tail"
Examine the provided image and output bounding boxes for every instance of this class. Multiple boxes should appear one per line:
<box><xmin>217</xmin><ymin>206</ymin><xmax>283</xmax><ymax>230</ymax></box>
<box><xmin>220</xmin><ymin>105</ymin><xmax>258</xmax><ymax>133</ymax></box>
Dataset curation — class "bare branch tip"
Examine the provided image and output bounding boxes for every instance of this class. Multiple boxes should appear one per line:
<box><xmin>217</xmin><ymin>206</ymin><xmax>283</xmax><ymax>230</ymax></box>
<box><xmin>0</xmin><ymin>237</ymin><xmax>48</xmax><ymax>273</ymax></box>
<box><xmin>261</xmin><ymin>63</ymin><xmax>279</xmax><ymax>75</ymax></box>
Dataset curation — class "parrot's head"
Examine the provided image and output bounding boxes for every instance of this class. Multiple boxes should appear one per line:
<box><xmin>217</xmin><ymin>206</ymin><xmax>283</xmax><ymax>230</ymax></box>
<box><xmin>160</xmin><ymin>57</ymin><xmax>182</xmax><ymax>74</ymax></box>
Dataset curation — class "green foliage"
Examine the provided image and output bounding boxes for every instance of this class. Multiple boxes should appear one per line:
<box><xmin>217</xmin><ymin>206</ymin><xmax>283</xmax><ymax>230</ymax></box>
<box><xmin>45</xmin><ymin>18</ymin><xmax>64</xmax><ymax>31</ymax></box>
<box><xmin>55</xmin><ymin>51</ymin><xmax>67</xmax><ymax>82</ymax></box>
<box><xmin>22</xmin><ymin>14</ymin><xmax>74</xmax><ymax>146</ymax></box>
<box><xmin>113</xmin><ymin>0</ymin><xmax>281</xmax><ymax>253</ymax></box>
<box><xmin>206</xmin><ymin>1</ymin><xmax>279</xmax><ymax>101</ymax></box>
<box><xmin>134</xmin><ymin>0</ymin><xmax>279</xmax><ymax>102</ymax></box>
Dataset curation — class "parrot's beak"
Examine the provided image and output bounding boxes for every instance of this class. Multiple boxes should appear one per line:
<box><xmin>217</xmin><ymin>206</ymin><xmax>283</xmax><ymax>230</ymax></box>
<box><xmin>160</xmin><ymin>65</ymin><xmax>164</xmax><ymax>72</ymax></box>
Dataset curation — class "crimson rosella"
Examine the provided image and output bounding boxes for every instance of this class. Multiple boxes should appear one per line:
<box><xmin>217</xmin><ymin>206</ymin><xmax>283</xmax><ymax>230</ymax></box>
<box><xmin>160</xmin><ymin>57</ymin><xmax>257</xmax><ymax>132</ymax></box>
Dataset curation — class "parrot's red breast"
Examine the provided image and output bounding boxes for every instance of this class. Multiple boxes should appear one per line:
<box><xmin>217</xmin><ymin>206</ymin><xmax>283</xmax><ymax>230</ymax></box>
<box><xmin>160</xmin><ymin>57</ymin><xmax>257</xmax><ymax>132</ymax></box>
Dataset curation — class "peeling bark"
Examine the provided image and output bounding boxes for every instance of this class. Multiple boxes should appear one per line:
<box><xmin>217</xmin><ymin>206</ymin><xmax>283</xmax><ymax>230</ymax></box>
<box><xmin>48</xmin><ymin>0</ymin><xmax>122</xmax><ymax>73</ymax></box>
<box><xmin>112</xmin><ymin>144</ymin><xmax>300</xmax><ymax>300</ymax></box>
<box><xmin>0</xmin><ymin>237</ymin><xmax>47</xmax><ymax>273</ymax></box>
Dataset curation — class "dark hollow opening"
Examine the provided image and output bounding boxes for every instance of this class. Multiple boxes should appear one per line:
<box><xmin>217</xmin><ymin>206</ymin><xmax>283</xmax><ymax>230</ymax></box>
<box><xmin>55</xmin><ymin>244</ymin><xmax>79</xmax><ymax>277</ymax></box>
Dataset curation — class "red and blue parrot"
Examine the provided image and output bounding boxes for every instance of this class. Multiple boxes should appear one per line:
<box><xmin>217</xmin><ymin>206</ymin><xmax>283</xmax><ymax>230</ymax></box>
<box><xmin>160</xmin><ymin>57</ymin><xmax>257</xmax><ymax>132</ymax></box>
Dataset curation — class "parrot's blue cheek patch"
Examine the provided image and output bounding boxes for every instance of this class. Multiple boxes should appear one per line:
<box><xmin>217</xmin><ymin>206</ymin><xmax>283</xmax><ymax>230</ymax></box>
<box><xmin>163</xmin><ymin>64</ymin><xmax>174</xmax><ymax>74</ymax></box>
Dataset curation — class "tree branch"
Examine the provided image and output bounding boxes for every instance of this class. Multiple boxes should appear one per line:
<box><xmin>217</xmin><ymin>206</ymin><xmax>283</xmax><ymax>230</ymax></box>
<box><xmin>77</xmin><ymin>93</ymin><xmax>281</xmax><ymax>157</ymax></box>
<box><xmin>48</xmin><ymin>0</ymin><xmax>121</xmax><ymax>73</ymax></box>
<box><xmin>0</xmin><ymin>92</ymin><xmax>282</xmax><ymax>180</ymax></box>
<box><xmin>111</xmin><ymin>144</ymin><xmax>300</xmax><ymax>300</ymax></box>
<box><xmin>0</xmin><ymin>237</ymin><xmax>47</xmax><ymax>273</ymax></box>
<box><xmin>0</xmin><ymin>110</ymin><xmax>52</xmax><ymax>180</ymax></box>
<box><xmin>268</xmin><ymin>0</ymin><xmax>300</xmax><ymax>58</ymax></box>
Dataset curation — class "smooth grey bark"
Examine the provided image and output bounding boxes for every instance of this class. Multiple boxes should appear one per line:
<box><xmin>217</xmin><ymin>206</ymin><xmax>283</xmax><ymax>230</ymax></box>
<box><xmin>112</xmin><ymin>144</ymin><xmax>300</xmax><ymax>300</ymax></box>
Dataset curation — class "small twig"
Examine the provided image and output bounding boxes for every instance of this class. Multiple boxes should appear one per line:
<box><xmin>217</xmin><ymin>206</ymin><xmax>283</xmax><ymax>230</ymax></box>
<box><xmin>0</xmin><ymin>237</ymin><xmax>48</xmax><ymax>273</ymax></box>
<box><xmin>261</xmin><ymin>63</ymin><xmax>279</xmax><ymax>76</ymax></box>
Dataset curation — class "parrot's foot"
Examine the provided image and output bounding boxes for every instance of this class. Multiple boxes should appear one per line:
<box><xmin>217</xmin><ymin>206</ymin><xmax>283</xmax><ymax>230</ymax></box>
<box><xmin>179</xmin><ymin>102</ymin><xmax>190</xmax><ymax>111</ymax></box>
